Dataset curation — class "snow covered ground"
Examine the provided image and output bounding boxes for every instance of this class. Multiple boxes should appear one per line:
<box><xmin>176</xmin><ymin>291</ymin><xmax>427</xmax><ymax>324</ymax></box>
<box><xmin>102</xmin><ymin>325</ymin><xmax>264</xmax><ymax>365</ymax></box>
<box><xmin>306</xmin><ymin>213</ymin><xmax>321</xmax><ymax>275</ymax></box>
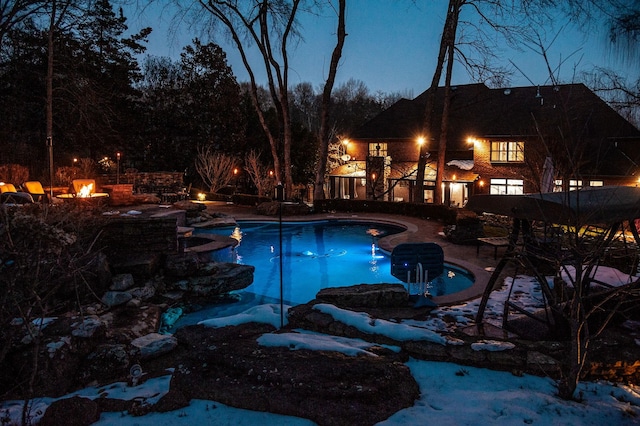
<box><xmin>2</xmin><ymin>271</ymin><xmax>640</xmax><ymax>425</ymax></box>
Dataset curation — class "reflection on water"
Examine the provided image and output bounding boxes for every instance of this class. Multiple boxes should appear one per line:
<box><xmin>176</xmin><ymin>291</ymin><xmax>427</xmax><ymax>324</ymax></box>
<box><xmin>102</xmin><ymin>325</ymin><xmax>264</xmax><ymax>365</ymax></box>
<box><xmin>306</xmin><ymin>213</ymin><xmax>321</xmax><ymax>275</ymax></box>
<box><xmin>165</xmin><ymin>221</ymin><xmax>475</xmax><ymax>332</ymax></box>
<box><xmin>198</xmin><ymin>221</ymin><xmax>474</xmax><ymax>305</ymax></box>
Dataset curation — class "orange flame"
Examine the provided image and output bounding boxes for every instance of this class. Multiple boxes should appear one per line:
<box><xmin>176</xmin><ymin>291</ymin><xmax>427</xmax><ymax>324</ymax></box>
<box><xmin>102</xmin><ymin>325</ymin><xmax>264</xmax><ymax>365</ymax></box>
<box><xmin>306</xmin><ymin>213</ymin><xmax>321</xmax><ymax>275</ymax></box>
<box><xmin>77</xmin><ymin>183</ymin><xmax>93</xmax><ymax>198</ymax></box>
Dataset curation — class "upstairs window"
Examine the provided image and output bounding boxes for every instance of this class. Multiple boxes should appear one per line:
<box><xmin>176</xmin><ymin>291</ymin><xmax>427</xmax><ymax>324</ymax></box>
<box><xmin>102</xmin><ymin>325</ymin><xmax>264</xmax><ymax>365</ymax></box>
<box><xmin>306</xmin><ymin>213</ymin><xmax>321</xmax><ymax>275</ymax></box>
<box><xmin>490</xmin><ymin>141</ymin><xmax>524</xmax><ymax>163</ymax></box>
<box><xmin>368</xmin><ymin>142</ymin><xmax>387</xmax><ymax>157</ymax></box>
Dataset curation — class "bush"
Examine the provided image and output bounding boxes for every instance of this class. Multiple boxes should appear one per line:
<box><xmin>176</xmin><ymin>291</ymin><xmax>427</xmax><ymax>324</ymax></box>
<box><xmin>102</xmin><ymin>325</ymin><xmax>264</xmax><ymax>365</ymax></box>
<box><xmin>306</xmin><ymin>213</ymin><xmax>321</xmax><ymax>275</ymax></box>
<box><xmin>313</xmin><ymin>199</ymin><xmax>457</xmax><ymax>224</ymax></box>
<box><xmin>0</xmin><ymin>204</ymin><xmax>109</xmax><ymax>353</ymax></box>
<box><xmin>0</xmin><ymin>164</ymin><xmax>29</xmax><ymax>185</ymax></box>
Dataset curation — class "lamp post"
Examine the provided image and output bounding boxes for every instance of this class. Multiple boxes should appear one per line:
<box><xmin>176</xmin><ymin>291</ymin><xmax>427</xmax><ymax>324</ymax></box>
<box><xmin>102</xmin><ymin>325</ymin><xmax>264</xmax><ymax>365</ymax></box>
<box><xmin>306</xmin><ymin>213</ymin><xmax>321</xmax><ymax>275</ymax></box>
<box><xmin>276</xmin><ymin>182</ymin><xmax>284</xmax><ymax>328</ymax></box>
<box><xmin>116</xmin><ymin>152</ymin><xmax>121</xmax><ymax>184</ymax></box>
<box><xmin>233</xmin><ymin>168</ymin><xmax>239</xmax><ymax>193</ymax></box>
<box><xmin>415</xmin><ymin>136</ymin><xmax>427</xmax><ymax>203</ymax></box>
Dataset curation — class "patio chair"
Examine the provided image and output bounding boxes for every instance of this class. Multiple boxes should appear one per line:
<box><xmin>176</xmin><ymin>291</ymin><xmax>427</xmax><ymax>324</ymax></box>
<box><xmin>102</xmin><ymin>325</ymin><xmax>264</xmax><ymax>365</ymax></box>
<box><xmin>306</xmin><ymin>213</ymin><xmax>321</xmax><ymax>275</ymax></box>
<box><xmin>0</xmin><ymin>183</ymin><xmax>17</xmax><ymax>193</ymax></box>
<box><xmin>1</xmin><ymin>191</ymin><xmax>33</xmax><ymax>205</ymax></box>
<box><xmin>22</xmin><ymin>181</ymin><xmax>47</xmax><ymax>203</ymax></box>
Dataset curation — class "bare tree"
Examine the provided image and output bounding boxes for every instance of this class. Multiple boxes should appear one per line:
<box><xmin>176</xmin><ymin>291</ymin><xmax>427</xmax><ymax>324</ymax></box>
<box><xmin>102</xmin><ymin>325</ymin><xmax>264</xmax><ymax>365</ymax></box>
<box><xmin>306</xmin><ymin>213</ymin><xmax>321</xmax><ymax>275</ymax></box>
<box><xmin>313</xmin><ymin>0</ymin><xmax>346</xmax><ymax>201</ymax></box>
<box><xmin>194</xmin><ymin>146</ymin><xmax>237</xmax><ymax>193</ymax></box>
<box><xmin>414</xmin><ymin>0</ymin><xmax>461</xmax><ymax>204</ymax></box>
<box><xmin>244</xmin><ymin>149</ymin><xmax>274</xmax><ymax>197</ymax></box>
<box><xmin>186</xmin><ymin>0</ymin><xmax>301</xmax><ymax>198</ymax></box>
<box><xmin>0</xmin><ymin>0</ymin><xmax>49</xmax><ymax>48</ymax></box>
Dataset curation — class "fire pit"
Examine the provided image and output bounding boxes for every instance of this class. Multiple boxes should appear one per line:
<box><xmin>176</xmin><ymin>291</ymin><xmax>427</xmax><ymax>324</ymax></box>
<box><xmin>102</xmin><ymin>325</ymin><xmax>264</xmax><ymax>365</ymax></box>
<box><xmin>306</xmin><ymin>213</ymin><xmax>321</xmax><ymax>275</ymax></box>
<box><xmin>56</xmin><ymin>179</ymin><xmax>110</xmax><ymax>200</ymax></box>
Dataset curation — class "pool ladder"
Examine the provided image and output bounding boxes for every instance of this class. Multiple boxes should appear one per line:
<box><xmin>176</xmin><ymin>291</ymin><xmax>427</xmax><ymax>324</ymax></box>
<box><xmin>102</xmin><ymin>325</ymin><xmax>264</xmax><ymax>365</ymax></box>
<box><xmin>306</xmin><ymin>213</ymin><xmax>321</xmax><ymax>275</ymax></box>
<box><xmin>408</xmin><ymin>262</ymin><xmax>432</xmax><ymax>297</ymax></box>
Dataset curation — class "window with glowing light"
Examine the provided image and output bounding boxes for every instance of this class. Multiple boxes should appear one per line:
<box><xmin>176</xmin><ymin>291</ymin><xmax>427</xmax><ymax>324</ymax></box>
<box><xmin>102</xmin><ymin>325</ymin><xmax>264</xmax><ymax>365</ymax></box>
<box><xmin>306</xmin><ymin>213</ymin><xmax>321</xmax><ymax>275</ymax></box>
<box><xmin>368</xmin><ymin>142</ymin><xmax>387</xmax><ymax>157</ymax></box>
<box><xmin>569</xmin><ymin>179</ymin><xmax>583</xmax><ymax>191</ymax></box>
<box><xmin>490</xmin><ymin>141</ymin><xmax>524</xmax><ymax>162</ymax></box>
<box><xmin>589</xmin><ymin>180</ymin><xmax>603</xmax><ymax>187</ymax></box>
<box><xmin>489</xmin><ymin>178</ymin><xmax>523</xmax><ymax>195</ymax></box>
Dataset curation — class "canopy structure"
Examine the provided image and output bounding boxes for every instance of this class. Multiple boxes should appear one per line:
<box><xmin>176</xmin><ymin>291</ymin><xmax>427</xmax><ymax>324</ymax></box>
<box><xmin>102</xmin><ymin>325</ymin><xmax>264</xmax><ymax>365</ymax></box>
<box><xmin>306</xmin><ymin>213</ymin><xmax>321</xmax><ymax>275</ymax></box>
<box><xmin>467</xmin><ymin>186</ymin><xmax>640</xmax><ymax>338</ymax></box>
<box><xmin>465</xmin><ymin>186</ymin><xmax>640</xmax><ymax>225</ymax></box>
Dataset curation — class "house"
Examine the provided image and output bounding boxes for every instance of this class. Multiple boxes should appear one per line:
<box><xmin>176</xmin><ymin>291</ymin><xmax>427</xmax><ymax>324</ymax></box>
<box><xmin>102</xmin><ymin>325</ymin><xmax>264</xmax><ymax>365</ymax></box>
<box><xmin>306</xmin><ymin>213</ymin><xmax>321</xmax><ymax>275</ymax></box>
<box><xmin>329</xmin><ymin>83</ymin><xmax>640</xmax><ymax>206</ymax></box>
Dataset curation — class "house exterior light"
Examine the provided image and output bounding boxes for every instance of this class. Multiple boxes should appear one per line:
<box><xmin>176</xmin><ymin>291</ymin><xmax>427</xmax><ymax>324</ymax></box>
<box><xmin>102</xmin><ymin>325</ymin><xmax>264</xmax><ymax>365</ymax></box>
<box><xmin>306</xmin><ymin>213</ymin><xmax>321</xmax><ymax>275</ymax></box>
<box><xmin>197</xmin><ymin>192</ymin><xmax>206</xmax><ymax>201</ymax></box>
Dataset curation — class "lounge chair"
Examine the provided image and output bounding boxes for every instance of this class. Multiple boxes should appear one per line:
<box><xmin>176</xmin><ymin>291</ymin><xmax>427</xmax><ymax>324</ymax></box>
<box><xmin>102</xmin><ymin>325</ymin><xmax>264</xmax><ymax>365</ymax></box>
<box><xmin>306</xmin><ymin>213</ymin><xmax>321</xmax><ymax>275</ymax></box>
<box><xmin>1</xmin><ymin>191</ymin><xmax>33</xmax><ymax>205</ymax></box>
<box><xmin>0</xmin><ymin>183</ymin><xmax>17</xmax><ymax>193</ymax></box>
<box><xmin>22</xmin><ymin>181</ymin><xmax>47</xmax><ymax>203</ymax></box>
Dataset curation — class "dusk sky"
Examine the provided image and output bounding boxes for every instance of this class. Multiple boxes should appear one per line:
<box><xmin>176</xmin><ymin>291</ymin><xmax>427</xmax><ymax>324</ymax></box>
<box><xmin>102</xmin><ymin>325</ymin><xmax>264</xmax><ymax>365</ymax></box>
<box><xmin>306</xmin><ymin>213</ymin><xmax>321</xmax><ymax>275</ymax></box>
<box><xmin>125</xmin><ymin>1</ymin><xmax>632</xmax><ymax>97</ymax></box>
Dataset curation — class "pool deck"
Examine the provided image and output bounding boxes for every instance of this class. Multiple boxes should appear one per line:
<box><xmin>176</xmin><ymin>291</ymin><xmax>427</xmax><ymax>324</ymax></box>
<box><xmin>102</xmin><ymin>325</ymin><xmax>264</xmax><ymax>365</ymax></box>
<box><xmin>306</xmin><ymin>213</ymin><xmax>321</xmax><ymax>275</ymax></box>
<box><xmin>194</xmin><ymin>201</ymin><xmax>502</xmax><ymax>306</ymax></box>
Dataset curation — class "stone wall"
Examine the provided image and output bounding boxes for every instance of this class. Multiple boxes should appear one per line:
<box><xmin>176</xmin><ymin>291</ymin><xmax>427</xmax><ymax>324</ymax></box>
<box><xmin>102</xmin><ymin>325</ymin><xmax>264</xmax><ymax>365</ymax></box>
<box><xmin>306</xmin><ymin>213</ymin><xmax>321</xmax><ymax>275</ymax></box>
<box><xmin>99</xmin><ymin>172</ymin><xmax>184</xmax><ymax>194</ymax></box>
<box><xmin>103</xmin><ymin>184</ymin><xmax>135</xmax><ymax>206</ymax></box>
<box><xmin>100</xmin><ymin>216</ymin><xmax>178</xmax><ymax>262</ymax></box>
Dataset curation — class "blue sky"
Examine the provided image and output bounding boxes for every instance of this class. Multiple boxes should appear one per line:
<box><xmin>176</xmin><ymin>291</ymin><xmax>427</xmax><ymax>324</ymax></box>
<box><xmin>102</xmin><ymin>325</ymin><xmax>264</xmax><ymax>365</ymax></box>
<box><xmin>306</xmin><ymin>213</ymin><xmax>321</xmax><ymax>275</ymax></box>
<box><xmin>125</xmin><ymin>1</ymin><xmax>632</xmax><ymax>96</ymax></box>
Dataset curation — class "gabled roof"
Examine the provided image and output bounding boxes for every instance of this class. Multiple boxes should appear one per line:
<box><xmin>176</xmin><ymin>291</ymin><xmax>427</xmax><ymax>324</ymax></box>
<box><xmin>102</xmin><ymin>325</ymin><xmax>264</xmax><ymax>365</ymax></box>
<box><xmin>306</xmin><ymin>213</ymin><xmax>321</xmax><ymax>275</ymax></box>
<box><xmin>352</xmin><ymin>83</ymin><xmax>640</xmax><ymax>171</ymax></box>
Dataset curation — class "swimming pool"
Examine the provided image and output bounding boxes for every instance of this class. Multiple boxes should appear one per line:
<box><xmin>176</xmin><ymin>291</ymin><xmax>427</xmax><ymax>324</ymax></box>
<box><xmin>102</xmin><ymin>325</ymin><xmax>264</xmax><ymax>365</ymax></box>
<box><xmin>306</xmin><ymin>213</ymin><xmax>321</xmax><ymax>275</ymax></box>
<box><xmin>198</xmin><ymin>220</ymin><xmax>474</xmax><ymax>305</ymax></box>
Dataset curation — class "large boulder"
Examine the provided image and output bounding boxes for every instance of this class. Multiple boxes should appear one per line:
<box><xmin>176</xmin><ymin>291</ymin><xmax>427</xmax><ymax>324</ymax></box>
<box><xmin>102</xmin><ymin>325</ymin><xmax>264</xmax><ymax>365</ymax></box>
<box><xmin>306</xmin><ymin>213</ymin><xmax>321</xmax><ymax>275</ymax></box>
<box><xmin>130</xmin><ymin>333</ymin><xmax>178</xmax><ymax>360</ymax></box>
<box><xmin>161</xmin><ymin>323</ymin><xmax>418</xmax><ymax>426</ymax></box>
<box><xmin>40</xmin><ymin>396</ymin><xmax>100</xmax><ymax>426</ymax></box>
<box><xmin>167</xmin><ymin>262</ymin><xmax>254</xmax><ymax>297</ymax></box>
<box><xmin>316</xmin><ymin>283</ymin><xmax>409</xmax><ymax>308</ymax></box>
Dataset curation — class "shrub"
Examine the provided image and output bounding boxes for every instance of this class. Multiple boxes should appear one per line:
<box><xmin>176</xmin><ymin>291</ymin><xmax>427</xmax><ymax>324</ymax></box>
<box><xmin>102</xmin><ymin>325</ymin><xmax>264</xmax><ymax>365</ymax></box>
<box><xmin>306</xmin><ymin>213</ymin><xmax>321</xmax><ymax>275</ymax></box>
<box><xmin>0</xmin><ymin>164</ymin><xmax>29</xmax><ymax>185</ymax></box>
<box><xmin>313</xmin><ymin>199</ymin><xmax>457</xmax><ymax>224</ymax></box>
<box><xmin>0</xmin><ymin>204</ymin><xmax>109</xmax><ymax>365</ymax></box>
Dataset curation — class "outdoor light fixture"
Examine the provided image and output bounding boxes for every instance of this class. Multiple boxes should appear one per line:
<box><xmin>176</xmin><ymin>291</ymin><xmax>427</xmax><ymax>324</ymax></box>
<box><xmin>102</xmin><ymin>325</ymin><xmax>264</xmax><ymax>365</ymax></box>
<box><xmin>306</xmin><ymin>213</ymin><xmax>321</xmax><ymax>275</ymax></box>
<box><xmin>197</xmin><ymin>193</ymin><xmax>206</xmax><ymax>201</ymax></box>
<box><xmin>343</xmin><ymin>139</ymin><xmax>350</xmax><ymax>154</ymax></box>
<box><xmin>417</xmin><ymin>136</ymin><xmax>425</xmax><ymax>146</ymax></box>
<box><xmin>116</xmin><ymin>152</ymin><xmax>121</xmax><ymax>184</ymax></box>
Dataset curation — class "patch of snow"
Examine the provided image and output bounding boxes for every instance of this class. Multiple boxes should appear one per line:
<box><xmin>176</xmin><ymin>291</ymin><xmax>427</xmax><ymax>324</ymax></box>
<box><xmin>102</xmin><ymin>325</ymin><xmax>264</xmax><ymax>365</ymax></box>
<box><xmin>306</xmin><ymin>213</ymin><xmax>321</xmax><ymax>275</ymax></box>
<box><xmin>257</xmin><ymin>329</ymin><xmax>400</xmax><ymax>356</ymax></box>
<box><xmin>471</xmin><ymin>340</ymin><xmax>516</xmax><ymax>352</ymax></box>
<box><xmin>46</xmin><ymin>337</ymin><xmax>71</xmax><ymax>358</ymax></box>
<box><xmin>447</xmin><ymin>159</ymin><xmax>474</xmax><ymax>170</ymax></box>
<box><xmin>313</xmin><ymin>303</ymin><xmax>447</xmax><ymax>345</ymax></box>
<box><xmin>199</xmin><ymin>303</ymin><xmax>290</xmax><ymax>329</ymax></box>
<box><xmin>71</xmin><ymin>316</ymin><xmax>103</xmax><ymax>338</ymax></box>
<box><xmin>561</xmin><ymin>264</ymin><xmax>634</xmax><ymax>288</ymax></box>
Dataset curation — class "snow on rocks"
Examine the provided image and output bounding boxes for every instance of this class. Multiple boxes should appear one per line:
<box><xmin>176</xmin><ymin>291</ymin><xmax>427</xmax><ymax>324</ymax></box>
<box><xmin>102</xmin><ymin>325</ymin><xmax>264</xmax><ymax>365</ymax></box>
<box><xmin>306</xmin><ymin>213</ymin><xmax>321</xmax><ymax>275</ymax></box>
<box><xmin>130</xmin><ymin>333</ymin><xmax>178</xmax><ymax>360</ymax></box>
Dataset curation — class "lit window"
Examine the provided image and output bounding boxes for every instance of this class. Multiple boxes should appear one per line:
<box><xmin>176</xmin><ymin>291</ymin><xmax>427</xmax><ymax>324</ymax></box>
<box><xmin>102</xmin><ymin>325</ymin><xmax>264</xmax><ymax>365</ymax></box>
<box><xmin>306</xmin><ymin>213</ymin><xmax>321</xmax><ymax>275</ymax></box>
<box><xmin>569</xmin><ymin>180</ymin><xmax>583</xmax><ymax>191</ymax></box>
<box><xmin>490</xmin><ymin>141</ymin><xmax>524</xmax><ymax>162</ymax></box>
<box><xmin>490</xmin><ymin>178</ymin><xmax>523</xmax><ymax>195</ymax></box>
<box><xmin>553</xmin><ymin>179</ymin><xmax>563</xmax><ymax>192</ymax></box>
<box><xmin>589</xmin><ymin>180</ymin><xmax>603</xmax><ymax>187</ymax></box>
<box><xmin>368</xmin><ymin>142</ymin><xmax>387</xmax><ymax>157</ymax></box>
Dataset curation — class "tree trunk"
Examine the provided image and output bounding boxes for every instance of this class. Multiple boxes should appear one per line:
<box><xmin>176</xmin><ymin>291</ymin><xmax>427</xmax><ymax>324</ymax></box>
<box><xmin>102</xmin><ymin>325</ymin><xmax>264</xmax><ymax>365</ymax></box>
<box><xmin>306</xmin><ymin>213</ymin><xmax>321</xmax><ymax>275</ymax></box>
<box><xmin>314</xmin><ymin>0</ymin><xmax>346</xmax><ymax>201</ymax></box>
<box><xmin>434</xmin><ymin>6</ymin><xmax>459</xmax><ymax>205</ymax></box>
<box><xmin>46</xmin><ymin>0</ymin><xmax>56</xmax><ymax>198</ymax></box>
<box><xmin>415</xmin><ymin>0</ymin><xmax>460</xmax><ymax>203</ymax></box>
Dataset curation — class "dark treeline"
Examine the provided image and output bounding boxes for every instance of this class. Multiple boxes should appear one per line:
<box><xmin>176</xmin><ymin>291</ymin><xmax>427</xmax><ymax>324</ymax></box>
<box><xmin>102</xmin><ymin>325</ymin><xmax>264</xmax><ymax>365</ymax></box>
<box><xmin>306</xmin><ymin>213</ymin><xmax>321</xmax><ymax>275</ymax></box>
<box><xmin>0</xmin><ymin>0</ymin><xmax>402</xmax><ymax>189</ymax></box>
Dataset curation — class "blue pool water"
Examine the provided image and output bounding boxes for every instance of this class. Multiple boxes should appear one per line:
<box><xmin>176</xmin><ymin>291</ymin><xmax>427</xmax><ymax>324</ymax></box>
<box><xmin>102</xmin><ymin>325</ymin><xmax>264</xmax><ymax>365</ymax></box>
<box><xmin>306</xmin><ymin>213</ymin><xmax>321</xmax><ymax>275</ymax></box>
<box><xmin>165</xmin><ymin>220</ymin><xmax>474</xmax><ymax>331</ymax></box>
<box><xmin>200</xmin><ymin>220</ymin><xmax>473</xmax><ymax>304</ymax></box>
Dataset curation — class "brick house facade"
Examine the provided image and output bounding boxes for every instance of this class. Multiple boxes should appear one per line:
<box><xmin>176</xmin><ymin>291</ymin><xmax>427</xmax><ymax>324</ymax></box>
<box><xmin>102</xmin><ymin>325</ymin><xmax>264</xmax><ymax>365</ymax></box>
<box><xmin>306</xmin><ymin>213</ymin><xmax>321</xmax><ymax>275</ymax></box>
<box><xmin>329</xmin><ymin>83</ymin><xmax>640</xmax><ymax>206</ymax></box>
